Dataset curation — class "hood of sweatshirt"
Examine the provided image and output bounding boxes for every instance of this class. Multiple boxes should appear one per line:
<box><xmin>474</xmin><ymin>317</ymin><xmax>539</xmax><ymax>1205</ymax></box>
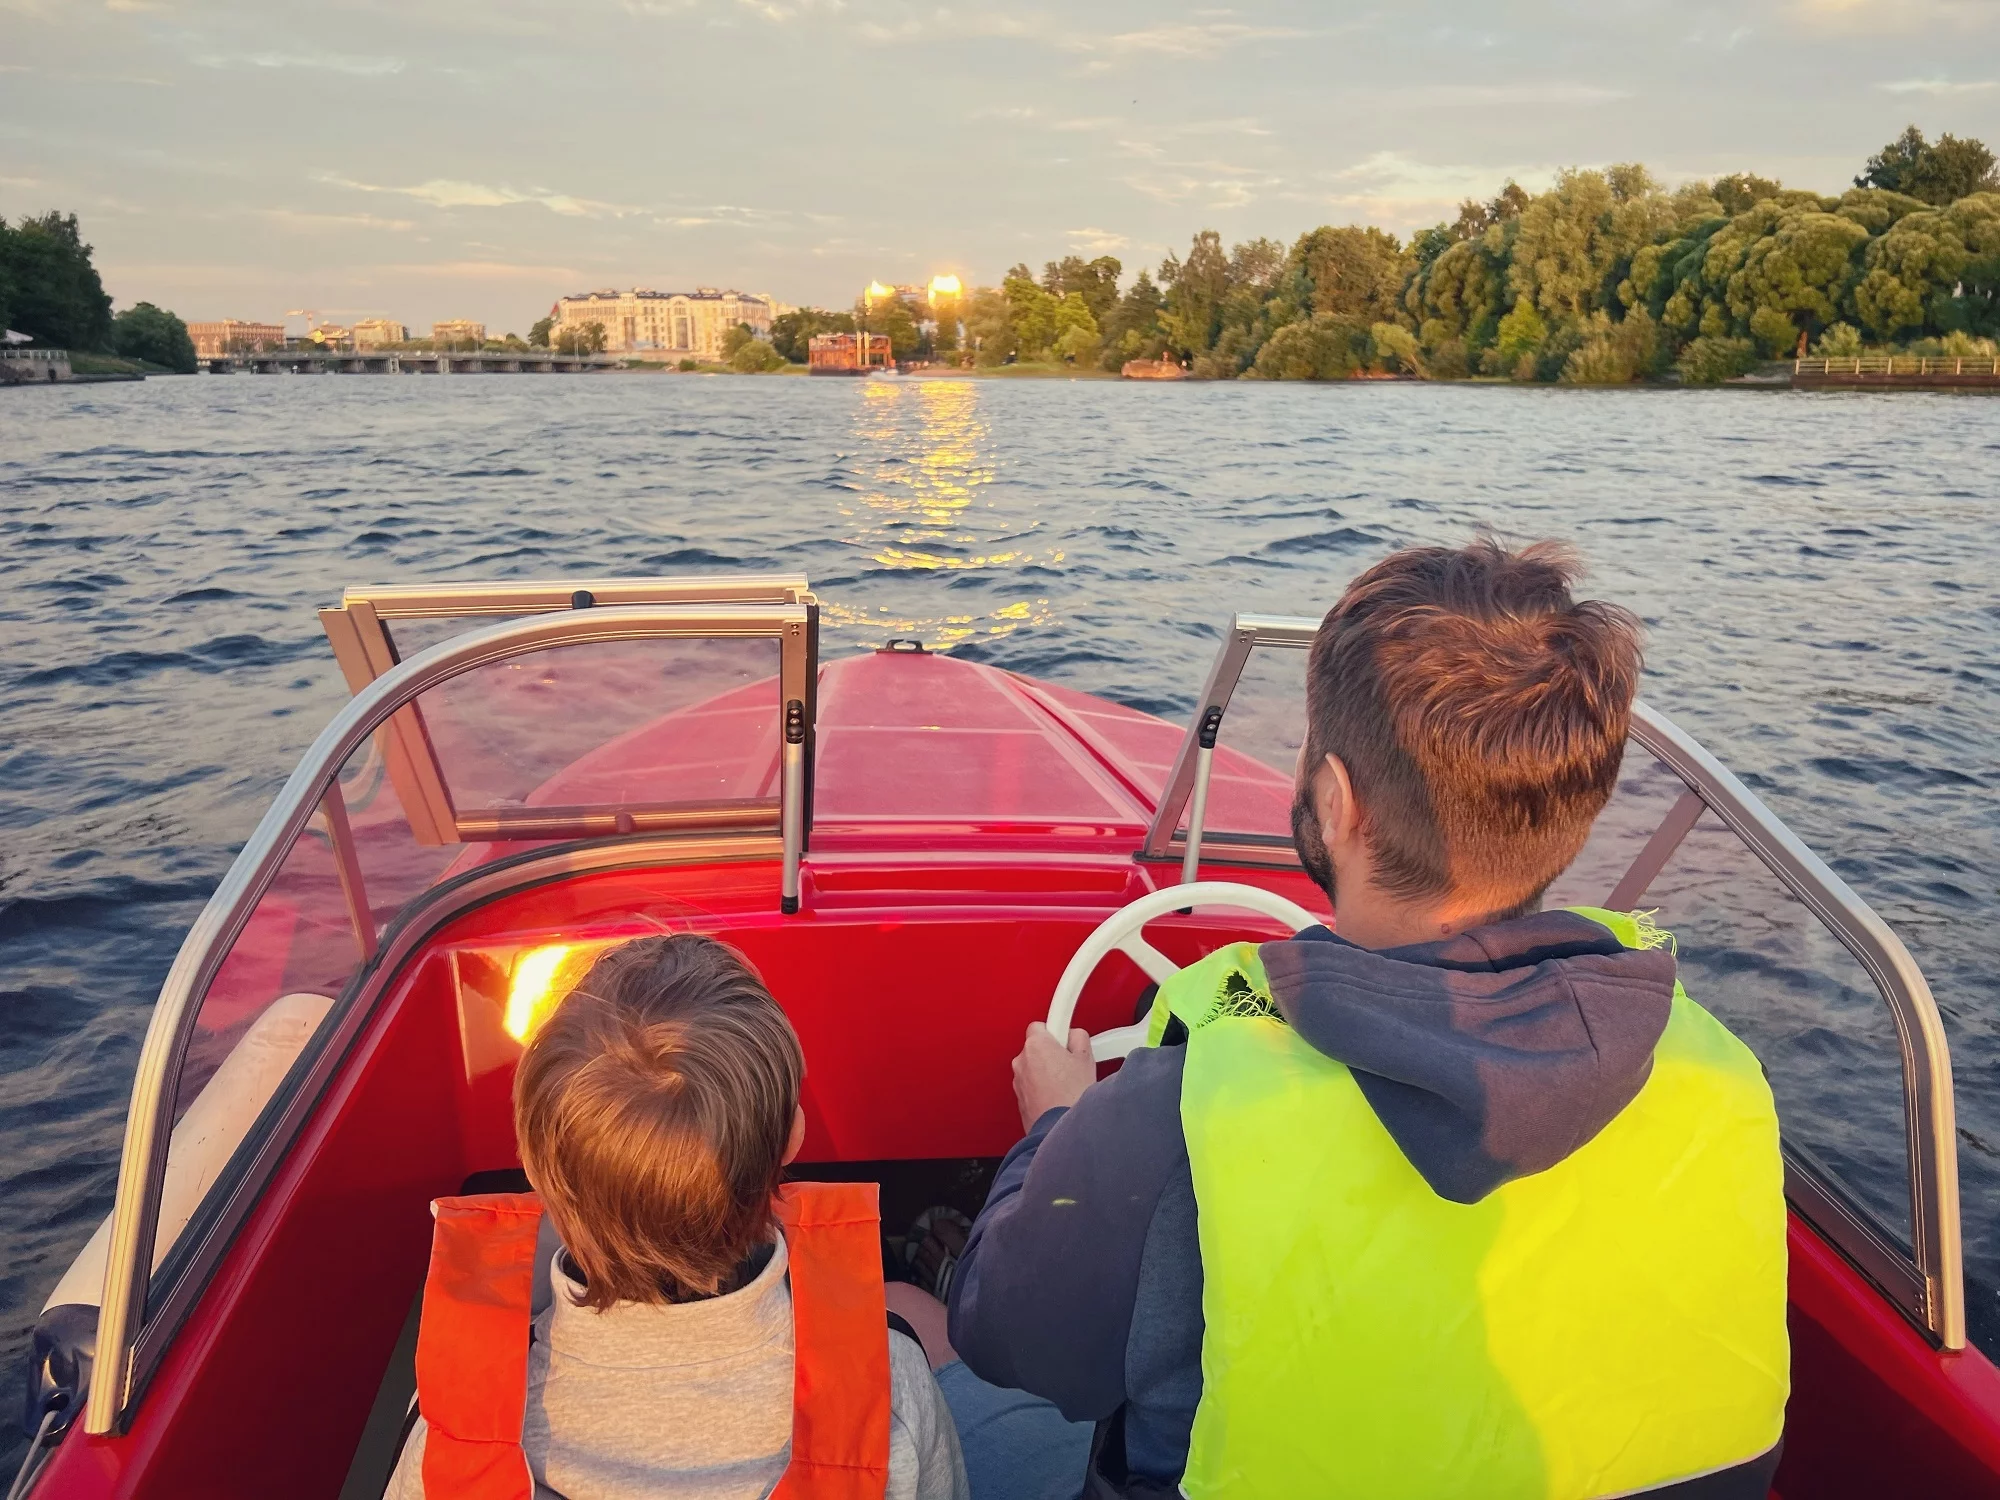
<box><xmin>1258</xmin><ymin>909</ymin><xmax>1677</xmax><ymax>1204</ymax></box>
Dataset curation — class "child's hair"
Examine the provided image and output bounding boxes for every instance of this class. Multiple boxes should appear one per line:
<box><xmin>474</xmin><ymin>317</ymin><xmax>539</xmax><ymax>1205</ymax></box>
<box><xmin>513</xmin><ymin>933</ymin><xmax>803</xmax><ymax>1309</ymax></box>
<box><xmin>1302</xmin><ymin>538</ymin><xmax>1643</xmax><ymax>917</ymax></box>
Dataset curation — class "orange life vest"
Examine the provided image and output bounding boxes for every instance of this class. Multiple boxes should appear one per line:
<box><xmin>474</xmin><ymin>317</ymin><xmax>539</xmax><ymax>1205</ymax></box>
<box><xmin>412</xmin><ymin>1182</ymin><xmax>893</xmax><ymax>1500</ymax></box>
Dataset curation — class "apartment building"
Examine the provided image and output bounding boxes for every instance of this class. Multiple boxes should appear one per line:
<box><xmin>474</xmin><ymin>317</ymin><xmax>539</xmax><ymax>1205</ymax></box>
<box><xmin>353</xmin><ymin>319</ymin><xmax>407</xmax><ymax>349</ymax></box>
<box><xmin>432</xmin><ymin>320</ymin><xmax>487</xmax><ymax>348</ymax></box>
<box><xmin>548</xmin><ymin>288</ymin><xmax>776</xmax><ymax>357</ymax></box>
<box><xmin>187</xmin><ymin>320</ymin><xmax>287</xmax><ymax>357</ymax></box>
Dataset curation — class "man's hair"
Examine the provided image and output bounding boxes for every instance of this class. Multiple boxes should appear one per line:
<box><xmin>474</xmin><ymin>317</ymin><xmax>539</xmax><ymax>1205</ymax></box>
<box><xmin>1302</xmin><ymin>538</ymin><xmax>1643</xmax><ymax>917</ymax></box>
<box><xmin>514</xmin><ymin>933</ymin><xmax>803</xmax><ymax>1310</ymax></box>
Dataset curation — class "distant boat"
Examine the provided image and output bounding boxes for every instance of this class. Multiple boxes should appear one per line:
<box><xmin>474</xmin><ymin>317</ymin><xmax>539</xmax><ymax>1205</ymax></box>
<box><xmin>1121</xmin><ymin>358</ymin><xmax>1185</xmax><ymax>381</ymax></box>
<box><xmin>869</xmin><ymin>365</ymin><xmax>905</xmax><ymax>379</ymax></box>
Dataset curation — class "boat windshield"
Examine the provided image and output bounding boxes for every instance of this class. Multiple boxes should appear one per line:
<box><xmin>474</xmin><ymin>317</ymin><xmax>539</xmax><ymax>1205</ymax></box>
<box><xmin>128</xmin><ymin>597</ymin><xmax>815</xmax><ymax>1376</ymax></box>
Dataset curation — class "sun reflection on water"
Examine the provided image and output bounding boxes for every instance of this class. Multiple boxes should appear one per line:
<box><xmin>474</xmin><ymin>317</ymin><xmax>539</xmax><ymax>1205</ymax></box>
<box><xmin>829</xmin><ymin>380</ymin><xmax>1059</xmax><ymax>648</ymax></box>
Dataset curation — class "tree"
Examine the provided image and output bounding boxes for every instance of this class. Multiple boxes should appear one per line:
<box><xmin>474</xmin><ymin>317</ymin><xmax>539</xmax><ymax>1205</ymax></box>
<box><xmin>1285</xmin><ymin>226</ymin><xmax>1410</xmax><ymax>325</ymax></box>
<box><xmin>1853</xmin><ymin>193</ymin><xmax>2000</xmax><ymax>339</ymax></box>
<box><xmin>1711</xmin><ymin>174</ymin><xmax>1783</xmax><ymax>216</ymax></box>
<box><xmin>730</xmin><ymin>337</ymin><xmax>786</xmax><ymax>373</ymax></box>
<box><xmin>1159</xmin><ymin>230</ymin><xmax>1231</xmax><ymax>362</ymax></box>
<box><xmin>110</xmin><ymin>302</ymin><xmax>196</xmax><ymax>372</ymax></box>
<box><xmin>1676</xmin><ymin>336</ymin><xmax>1758</xmax><ymax>384</ymax></box>
<box><xmin>1493</xmin><ymin>295</ymin><xmax>1548</xmax><ymax>377</ymax></box>
<box><xmin>1451</xmin><ymin>181</ymin><xmax>1530</xmax><ymax>241</ymax></box>
<box><xmin>770</xmin><ymin>308</ymin><xmax>855</xmax><ymax>363</ymax></box>
<box><xmin>1250</xmin><ymin>315</ymin><xmax>1368</xmax><ymax>380</ymax></box>
<box><xmin>1411</xmin><ymin>226</ymin><xmax>1514</xmax><ymax>357</ymax></box>
<box><xmin>556</xmin><ymin>322</ymin><xmax>605</xmax><ymax>354</ymax></box>
<box><xmin>1559</xmin><ymin>308</ymin><xmax>1661</xmax><ymax>384</ymax></box>
<box><xmin>873</xmin><ymin>297</ymin><xmax>921</xmax><ymax>359</ymax></box>
<box><xmin>528</xmin><ymin>317</ymin><xmax>555</xmax><ymax>348</ymax></box>
<box><xmin>1002</xmin><ymin>274</ymin><xmax>1060</xmax><ymax>360</ymax></box>
<box><xmin>1041</xmin><ymin>255</ymin><xmax>1122</xmax><ymax>329</ymax></box>
<box><xmin>721</xmin><ymin>321</ymin><xmax>757</xmax><ymax>359</ymax></box>
<box><xmin>0</xmin><ymin>212</ymin><xmax>113</xmax><ymax>349</ymax></box>
<box><xmin>1100</xmin><ymin>269</ymin><xmax>1166</xmax><ymax>369</ymax></box>
<box><xmin>1051</xmin><ymin>292</ymin><xmax>1101</xmax><ymax>365</ymax></box>
<box><xmin>1858</xmin><ymin>126</ymin><xmax>2000</xmax><ymax>206</ymax></box>
<box><xmin>1726</xmin><ymin>208</ymin><xmax>1871</xmax><ymax>353</ymax></box>
<box><xmin>1369</xmin><ymin>322</ymin><xmax>1424</xmax><ymax>376</ymax></box>
<box><xmin>966</xmin><ymin>287</ymin><xmax>1017</xmax><ymax>365</ymax></box>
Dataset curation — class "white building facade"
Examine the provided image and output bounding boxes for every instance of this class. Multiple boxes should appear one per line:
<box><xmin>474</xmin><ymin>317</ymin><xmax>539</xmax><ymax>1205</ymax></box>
<box><xmin>549</xmin><ymin>288</ymin><xmax>777</xmax><ymax>357</ymax></box>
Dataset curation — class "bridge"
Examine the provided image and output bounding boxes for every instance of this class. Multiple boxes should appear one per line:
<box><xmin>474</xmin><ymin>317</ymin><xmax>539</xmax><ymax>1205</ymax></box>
<box><xmin>203</xmin><ymin>349</ymin><xmax>621</xmax><ymax>376</ymax></box>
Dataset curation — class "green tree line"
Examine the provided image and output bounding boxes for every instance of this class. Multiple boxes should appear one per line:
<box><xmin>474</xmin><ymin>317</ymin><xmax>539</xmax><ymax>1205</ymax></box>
<box><xmin>0</xmin><ymin>212</ymin><xmax>198</xmax><ymax>372</ymax></box>
<box><xmin>780</xmin><ymin>125</ymin><xmax>1997</xmax><ymax>385</ymax></box>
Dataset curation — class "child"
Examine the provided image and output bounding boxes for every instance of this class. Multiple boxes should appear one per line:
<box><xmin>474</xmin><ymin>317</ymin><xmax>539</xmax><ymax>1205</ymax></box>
<box><xmin>388</xmin><ymin>933</ymin><xmax>969</xmax><ymax>1500</ymax></box>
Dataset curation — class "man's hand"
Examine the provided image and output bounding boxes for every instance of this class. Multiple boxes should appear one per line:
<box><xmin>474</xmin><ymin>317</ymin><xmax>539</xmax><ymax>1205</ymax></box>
<box><xmin>1012</xmin><ymin>1022</ymin><xmax>1096</xmax><ymax>1133</ymax></box>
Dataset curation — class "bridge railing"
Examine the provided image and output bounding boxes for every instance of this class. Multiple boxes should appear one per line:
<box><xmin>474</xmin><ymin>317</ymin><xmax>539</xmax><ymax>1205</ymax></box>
<box><xmin>1795</xmin><ymin>355</ymin><xmax>2000</xmax><ymax>377</ymax></box>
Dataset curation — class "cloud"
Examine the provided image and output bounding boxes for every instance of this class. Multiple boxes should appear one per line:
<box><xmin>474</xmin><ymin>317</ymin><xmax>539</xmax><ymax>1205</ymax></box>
<box><xmin>379</xmin><ymin>260</ymin><xmax>582</xmax><ymax>281</ymax></box>
<box><xmin>1312</xmin><ymin>151</ymin><xmax>1554</xmax><ymax>230</ymax></box>
<box><xmin>1101</xmin><ymin>21</ymin><xmax>1307</xmax><ymax>56</ymax></box>
<box><xmin>1373</xmin><ymin>82</ymin><xmax>1630</xmax><ymax>107</ymax></box>
<box><xmin>733</xmin><ymin>0</ymin><xmax>844</xmax><ymax>18</ymax></box>
<box><xmin>318</xmin><ymin>173</ymin><xmax>640</xmax><ymax>217</ymax></box>
<box><xmin>1066</xmin><ymin>226</ymin><xmax>1128</xmax><ymax>253</ymax></box>
<box><xmin>259</xmin><ymin>209</ymin><xmax>416</xmax><ymax>232</ymax></box>
<box><xmin>193</xmin><ymin>50</ymin><xmax>407</xmax><ymax>76</ymax></box>
<box><xmin>1790</xmin><ymin>0</ymin><xmax>2000</xmax><ymax>29</ymax></box>
<box><xmin>1877</xmin><ymin>76</ymin><xmax>1999</xmax><ymax>93</ymax></box>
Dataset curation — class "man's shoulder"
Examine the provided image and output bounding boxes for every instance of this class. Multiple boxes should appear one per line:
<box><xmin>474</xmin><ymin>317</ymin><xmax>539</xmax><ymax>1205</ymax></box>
<box><xmin>1069</xmin><ymin>1041</ymin><xmax>1187</xmax><ymax>1128</ymax></box>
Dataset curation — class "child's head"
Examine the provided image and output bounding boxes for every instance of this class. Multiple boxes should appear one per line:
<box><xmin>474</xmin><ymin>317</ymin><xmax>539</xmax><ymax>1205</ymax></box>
<box><xmin>513</xmin><ymin>933</ymin><xmax>804</xmax><ymax>1308</ymax></box>
<box><xmin>1294</xmin><ymin>538</ymin><xmax>1642</xmax><ymax>920</ymax></box>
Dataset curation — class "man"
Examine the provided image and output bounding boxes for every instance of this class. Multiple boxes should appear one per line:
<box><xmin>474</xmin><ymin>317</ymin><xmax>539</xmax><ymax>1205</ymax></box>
<box><xmin>946</xmin><ymin>539</ymin><xmax>1789</xmax><ymax>1499</ymax></box>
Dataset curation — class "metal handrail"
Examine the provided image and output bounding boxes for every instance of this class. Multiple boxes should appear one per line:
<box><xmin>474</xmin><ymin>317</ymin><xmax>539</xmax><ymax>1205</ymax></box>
<box><xmin>1147</xmin><ymin>613</ymin><xmax>1964</xmax><ymax>1348</ymax></box>
<box><xmin>85</xmin><ymin>603</ymin><xmax>814</xmax><ymax>1434</ymax></box>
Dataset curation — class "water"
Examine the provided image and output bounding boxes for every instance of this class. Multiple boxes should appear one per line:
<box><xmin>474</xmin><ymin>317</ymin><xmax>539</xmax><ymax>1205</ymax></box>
<box><xmin>2</xmin><ymin>375</ymin><xmax>1996</xmax><ymax>1445</ymax></box>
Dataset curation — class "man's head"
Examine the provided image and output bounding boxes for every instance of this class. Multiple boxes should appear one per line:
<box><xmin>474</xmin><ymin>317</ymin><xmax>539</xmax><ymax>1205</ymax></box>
<box><xmin>514</xmin><ymin>933</ymin><xmax>804</xmax><ymax>1309</ymax></box>
<box><xmin>1292</xmin><ymin>538</ymin><xmax>1642</xmax><ymax>927</ymax></box>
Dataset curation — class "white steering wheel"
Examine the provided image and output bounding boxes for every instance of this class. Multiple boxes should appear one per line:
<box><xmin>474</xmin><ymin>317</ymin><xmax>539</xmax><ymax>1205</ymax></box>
<box><xmin>1047</xmin><ymin>881</ymin><xmax>1324</xmax><ymax>1062</ymax></box>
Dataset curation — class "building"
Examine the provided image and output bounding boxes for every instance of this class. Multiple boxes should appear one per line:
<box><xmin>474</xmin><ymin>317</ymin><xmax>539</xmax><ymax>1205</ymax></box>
<box><xmin>187</xmin><ymin>320</ymin><xmax>287</xmax><ymax>357</ymax></box>
<box><xmin>308</xmin><ymin>324</ymin><xmax>352</xmax><ymax>349</ymax></box>
<box><xmin>548</xmin><ymin>288</ymin><xmax>776</xmax><ymax>358</ymax></box>
<box><xmin>353</xmin><ymin>319</ymin><xmax>407</xmax><ymax>349</ymax></box>
<box><xmin>432</xmin><ymin>320</ymin><xmax>487</xmax><ymax>348</ymax></box>
<box><xmin>808</xmin><ymin>331</ymin><xmax>894</xmax><ymax>375</ymax></box>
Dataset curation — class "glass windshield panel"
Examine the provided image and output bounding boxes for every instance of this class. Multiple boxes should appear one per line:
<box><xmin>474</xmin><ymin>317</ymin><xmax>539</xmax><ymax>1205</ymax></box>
<box><xmin>380</xmin><ymin>614</ymin><xmax>489</xmax><ymax>662</ymax></box>
<box><xmin>1605</xmin><ymin>790</ymin><xmax>1913</xmax><ymax>1247</ymax></box>
<box><xmin>155</xmin><ymin>801</ymin><xmax>364</xmax><ymax>1282</ymax></box>
<box><xmin>1190</xmin><ymin>645</ymin><xmax>1305</xmax><ymax>844</ymax></box>
<box><xmin>337</xmin><ymin>735</ymin><xmax>462</xmax><ymax>927</ymax></box>
<box><xmin>410</xmin><ymin>636</ymin><xmax>783</xmax><ymax>831</ymax></box>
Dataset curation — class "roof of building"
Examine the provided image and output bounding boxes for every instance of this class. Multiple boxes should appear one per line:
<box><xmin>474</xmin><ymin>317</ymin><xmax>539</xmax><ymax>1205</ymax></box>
<box><xmin>558</xmin><ymin>288</ymin><xmax>772</xmax><ymax>305</ymax></box>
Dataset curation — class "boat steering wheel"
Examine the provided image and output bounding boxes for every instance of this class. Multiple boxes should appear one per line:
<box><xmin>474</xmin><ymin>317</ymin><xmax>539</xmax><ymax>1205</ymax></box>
<box><xmin>1046</xmin><ymin>881</ymin><xmax>1324</xmax><ymax>1062</ymax></box>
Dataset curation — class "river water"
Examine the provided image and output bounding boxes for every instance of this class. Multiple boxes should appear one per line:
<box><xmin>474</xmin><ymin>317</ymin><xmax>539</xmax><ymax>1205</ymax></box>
<box><xmin>2</xmin><ymin>374</ymin><xmax>1996</xmax><ymax>1448</ymax></box>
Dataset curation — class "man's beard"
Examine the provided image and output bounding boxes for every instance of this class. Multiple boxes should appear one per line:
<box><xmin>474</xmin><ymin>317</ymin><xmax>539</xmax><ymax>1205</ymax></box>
<box><xmin>1290</xmin><ymin>782</ymin><xmax>1335</xmax><ymax>901</ymax></box>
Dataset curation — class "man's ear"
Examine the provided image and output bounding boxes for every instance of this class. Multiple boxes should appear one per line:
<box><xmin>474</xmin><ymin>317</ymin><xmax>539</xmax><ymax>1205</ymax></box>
<box><xmin>781</xmin><ymin>1104</ymin><xmax>807</xmax><ymax>1167</ymax></box>
<box><xmin>1315</xmin><ymin>752</ymin><xmax>1360</xmax><ymax>852</ymax></box>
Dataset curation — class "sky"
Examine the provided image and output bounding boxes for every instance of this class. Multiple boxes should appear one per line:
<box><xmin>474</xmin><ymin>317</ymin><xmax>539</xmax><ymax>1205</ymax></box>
<box><xmin>3</xmin><ymin>0</ymin><xmax>1998</xmax><ymax>335</ymax></box>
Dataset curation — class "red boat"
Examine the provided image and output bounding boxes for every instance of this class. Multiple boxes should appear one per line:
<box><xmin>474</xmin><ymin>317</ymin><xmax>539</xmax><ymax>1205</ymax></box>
<box><xmin>14</xmin><ymin>573</ymin><xmax>2000</xmax><ymax>1497</ymax></box>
